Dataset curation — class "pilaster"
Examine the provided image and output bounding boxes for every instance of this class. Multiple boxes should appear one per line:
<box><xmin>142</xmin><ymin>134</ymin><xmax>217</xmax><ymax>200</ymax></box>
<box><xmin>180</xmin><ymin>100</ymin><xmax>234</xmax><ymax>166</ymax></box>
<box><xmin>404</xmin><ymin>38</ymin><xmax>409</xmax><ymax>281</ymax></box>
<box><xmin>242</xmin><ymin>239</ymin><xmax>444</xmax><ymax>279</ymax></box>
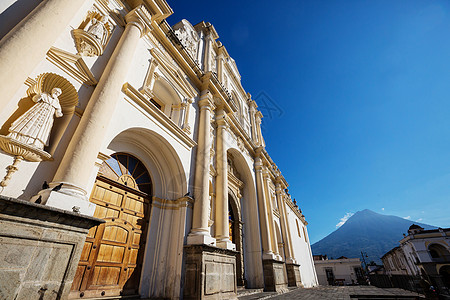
<box><xmin>254</xmin><ymin>148</ymin><xmax>275</xmax><ymax>260</ymax></box>
<box><xmin>214</xmin><ymin>109</ymin><xmax>235</xmax><ymax>250</ymax></box>
<box><xmin>187</xmin><ymin>90</ymin><xmax>216</xmax><ymax>246</ymax></box>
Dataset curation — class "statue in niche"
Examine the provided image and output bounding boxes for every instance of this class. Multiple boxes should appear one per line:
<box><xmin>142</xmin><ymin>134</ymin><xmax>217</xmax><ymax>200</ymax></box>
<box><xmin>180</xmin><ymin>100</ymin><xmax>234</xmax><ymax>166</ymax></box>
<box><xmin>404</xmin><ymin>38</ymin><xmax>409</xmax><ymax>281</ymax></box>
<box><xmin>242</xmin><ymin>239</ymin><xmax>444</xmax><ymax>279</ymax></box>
<box><xmin>7</xmin><ymin>88</ymin><xmax>63</xmax><ymax>150</ymax></box>
<box><xmin>86</xmin><ymin>17</ymin><xmax>107</xmax><ymax>44</ymax></box>
<box><xmin>72</xmin><ymin>10</ymin><xmax>112</xmax><ymax>57</ymax></box>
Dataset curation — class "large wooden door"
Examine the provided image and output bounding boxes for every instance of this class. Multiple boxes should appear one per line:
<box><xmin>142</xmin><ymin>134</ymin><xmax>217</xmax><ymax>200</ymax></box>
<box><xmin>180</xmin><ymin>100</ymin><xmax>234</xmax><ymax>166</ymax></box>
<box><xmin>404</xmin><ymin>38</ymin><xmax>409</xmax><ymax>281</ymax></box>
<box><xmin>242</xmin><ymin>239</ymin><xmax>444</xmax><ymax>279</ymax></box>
<box><xmin>70</xmin><ymin>153</ymin><xmax>151</xmax><ymax>299</ymax></box>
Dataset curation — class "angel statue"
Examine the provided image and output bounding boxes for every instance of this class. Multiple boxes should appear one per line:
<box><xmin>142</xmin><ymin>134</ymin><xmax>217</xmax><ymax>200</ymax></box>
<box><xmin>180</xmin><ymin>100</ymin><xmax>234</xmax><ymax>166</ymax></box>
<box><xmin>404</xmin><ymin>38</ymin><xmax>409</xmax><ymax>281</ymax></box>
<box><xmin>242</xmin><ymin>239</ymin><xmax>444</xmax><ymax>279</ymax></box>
<box><xmin>8</xmin><ymin>88</ymin><xmax>63</xmax><ymax>150</ymax></box>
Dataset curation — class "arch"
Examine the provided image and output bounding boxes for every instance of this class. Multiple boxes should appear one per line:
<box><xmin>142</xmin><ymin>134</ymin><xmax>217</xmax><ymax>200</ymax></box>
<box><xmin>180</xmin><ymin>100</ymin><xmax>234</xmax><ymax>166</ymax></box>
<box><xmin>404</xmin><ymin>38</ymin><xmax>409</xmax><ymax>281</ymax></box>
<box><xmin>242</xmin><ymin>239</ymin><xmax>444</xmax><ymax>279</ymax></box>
<box><xmin>228</xmin><ymin>189</ymin><xmax>244</xmax><ymax>286</ymax></box>
<box><xmin>152</xmin><ymin>77</ymin><xmax>183</xmax><ymax>119</ymax></box>
<box><xmin>71</xmin><ymin>153</ymin><xmax>151</xmax><ymax>298</ymax></box>
<box><xmin>428</xmin><ymin>243</ymin><xmax>450</xmax><ymax>261</ymax></box>
<box><xmin>107</xmin><ymin>127</ymin><xmax>187</xmax><ymax>200</ymax></box>
<box><xmin>227</xmin><ymin>147</ymin><xmax>264</xmax><ymax>288</ymax></box>
<box><xmin>100</xmin><ymin>153</ymin><xmax>152</xmax><ymax>195</ymax></box>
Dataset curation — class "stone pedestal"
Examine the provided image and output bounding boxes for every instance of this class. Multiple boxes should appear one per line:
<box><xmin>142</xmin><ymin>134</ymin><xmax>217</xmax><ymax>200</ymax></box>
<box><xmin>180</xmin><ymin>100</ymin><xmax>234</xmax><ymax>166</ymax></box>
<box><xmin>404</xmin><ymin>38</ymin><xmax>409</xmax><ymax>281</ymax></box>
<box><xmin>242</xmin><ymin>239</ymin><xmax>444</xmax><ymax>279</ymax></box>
<box><xmin>0</xmin><ymin>195</ymin><xmax>103</xmax><ymax>300</ymax></box>
<box><xmin>262</xmin><ymin>259</ymin><xmax>289</xmax><ymax>292</ymax></box>
<box><xmin>184</xmin><ymin>245</ymin><xmax>238</xmax><ymax>300</ymax></box>
<box><xmin>286</xmin><ymin>263</ymin><xmax>303</xmax><ymax>287</ymax></box>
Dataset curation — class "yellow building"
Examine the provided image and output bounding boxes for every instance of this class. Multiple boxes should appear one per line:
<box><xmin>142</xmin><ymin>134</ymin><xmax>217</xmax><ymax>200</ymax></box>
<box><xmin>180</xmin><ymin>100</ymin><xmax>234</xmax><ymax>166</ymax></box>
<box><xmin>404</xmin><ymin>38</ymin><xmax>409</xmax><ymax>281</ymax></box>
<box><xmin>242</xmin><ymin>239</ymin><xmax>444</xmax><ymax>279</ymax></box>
<box><xmin>0</xmin><ymin>0</ymin><xmax>318</xmax><ymax>299</ymax></box>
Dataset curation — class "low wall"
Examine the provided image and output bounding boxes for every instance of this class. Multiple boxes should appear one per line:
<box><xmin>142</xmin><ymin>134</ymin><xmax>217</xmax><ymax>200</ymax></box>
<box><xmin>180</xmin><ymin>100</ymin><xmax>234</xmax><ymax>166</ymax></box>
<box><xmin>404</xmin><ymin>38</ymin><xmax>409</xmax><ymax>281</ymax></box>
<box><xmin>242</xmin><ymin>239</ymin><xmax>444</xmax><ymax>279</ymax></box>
<box><xmin>0</xmin><ymin>195</ymin><xmax>103</xmax><ymax>300</ymax></box>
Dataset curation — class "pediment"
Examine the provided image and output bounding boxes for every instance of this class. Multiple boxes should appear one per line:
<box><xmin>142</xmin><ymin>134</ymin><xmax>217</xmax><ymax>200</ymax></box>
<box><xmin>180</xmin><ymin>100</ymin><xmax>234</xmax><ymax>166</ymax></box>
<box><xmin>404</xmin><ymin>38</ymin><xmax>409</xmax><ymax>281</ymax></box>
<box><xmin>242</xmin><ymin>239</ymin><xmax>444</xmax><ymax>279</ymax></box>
<box><xmin>148</xmin><ymin>48</ymin><xmax>197</xmax><ymax>98</ymax></box>
<box><xmin>46</xmin><ymin>47</ymin><xmax>97</xmax><ymax>86</ymax></box>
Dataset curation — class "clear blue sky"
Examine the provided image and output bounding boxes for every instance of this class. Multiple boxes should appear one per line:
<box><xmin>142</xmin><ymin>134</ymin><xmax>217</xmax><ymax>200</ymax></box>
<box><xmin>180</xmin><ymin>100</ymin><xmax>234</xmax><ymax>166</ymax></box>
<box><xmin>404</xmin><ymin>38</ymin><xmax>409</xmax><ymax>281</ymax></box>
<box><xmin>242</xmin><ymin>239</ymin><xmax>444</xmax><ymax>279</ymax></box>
<box><xmin>167</xmin><ymin>1</ymin><xmax>450</xmax><ymax>244</ymax></box>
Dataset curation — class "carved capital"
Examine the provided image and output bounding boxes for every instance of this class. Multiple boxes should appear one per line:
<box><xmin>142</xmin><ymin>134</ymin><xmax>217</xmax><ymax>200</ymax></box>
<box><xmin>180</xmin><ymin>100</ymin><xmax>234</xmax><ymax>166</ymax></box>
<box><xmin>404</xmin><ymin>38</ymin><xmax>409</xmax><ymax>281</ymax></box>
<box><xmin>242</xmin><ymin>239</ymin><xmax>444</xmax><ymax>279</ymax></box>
<box><xmin>199</xmin><ymin>90</ymin><xmax>215</xmax><ymax>110</ymax></box>
<box><xmin>125</xmin><ymin>5</ymin><xmax>152</xmax><ymax>37</ymax></box>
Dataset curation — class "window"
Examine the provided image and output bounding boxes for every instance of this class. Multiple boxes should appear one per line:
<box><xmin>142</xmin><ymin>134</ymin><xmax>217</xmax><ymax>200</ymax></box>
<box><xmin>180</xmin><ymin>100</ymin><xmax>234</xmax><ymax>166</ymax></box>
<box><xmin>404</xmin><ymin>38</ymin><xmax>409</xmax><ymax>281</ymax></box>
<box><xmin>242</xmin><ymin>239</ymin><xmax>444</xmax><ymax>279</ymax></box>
<box><xmin>296</xmin><ymin>219</ymin><xmax>301</xmax><ymax>237</ymax></box>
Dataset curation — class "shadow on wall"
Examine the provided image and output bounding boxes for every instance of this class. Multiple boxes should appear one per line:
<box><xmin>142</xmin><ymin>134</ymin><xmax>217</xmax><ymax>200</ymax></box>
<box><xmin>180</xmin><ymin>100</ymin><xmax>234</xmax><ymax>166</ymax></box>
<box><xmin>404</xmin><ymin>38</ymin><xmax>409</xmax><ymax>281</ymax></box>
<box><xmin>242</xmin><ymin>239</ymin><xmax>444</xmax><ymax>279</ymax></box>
<box><xmin>0</xmin><ymin>0</ymin><xmax>41</xmax><ymax>40</ymax></box>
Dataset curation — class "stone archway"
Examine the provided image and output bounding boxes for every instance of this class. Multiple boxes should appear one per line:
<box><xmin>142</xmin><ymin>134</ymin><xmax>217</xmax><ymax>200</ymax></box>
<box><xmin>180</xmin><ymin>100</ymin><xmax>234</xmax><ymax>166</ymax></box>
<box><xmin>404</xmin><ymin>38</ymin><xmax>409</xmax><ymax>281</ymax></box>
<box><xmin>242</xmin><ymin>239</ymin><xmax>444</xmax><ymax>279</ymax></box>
<box><xmin>227</xmin><ymin>148</ymin><xmax>264</xmax><ymax>288</ymax></box>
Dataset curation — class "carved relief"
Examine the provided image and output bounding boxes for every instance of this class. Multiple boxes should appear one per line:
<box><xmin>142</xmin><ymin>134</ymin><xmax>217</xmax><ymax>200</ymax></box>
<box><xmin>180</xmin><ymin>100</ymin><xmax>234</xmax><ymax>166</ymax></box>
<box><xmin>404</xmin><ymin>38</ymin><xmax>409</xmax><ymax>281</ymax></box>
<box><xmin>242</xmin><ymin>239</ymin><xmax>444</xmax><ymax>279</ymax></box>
<box><xmin>173</xmin><ymin>20</ymin><xmax>200</xmax><ymax>60</ymax></box>
<box><xmin>72</xmin><ymin>10</ymin><xmax>113</xmax><ymax>57</ymax></box>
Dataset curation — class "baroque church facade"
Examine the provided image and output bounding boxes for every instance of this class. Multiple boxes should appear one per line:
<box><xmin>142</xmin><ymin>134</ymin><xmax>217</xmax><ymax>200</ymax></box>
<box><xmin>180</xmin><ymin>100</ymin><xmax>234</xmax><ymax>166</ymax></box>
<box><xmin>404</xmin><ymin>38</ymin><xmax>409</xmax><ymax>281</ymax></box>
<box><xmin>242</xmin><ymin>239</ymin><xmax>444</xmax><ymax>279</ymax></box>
<box><xmin>0</xmin><ymin>0</ymin><xmax>318</xmax><ymax>299</ymax></box>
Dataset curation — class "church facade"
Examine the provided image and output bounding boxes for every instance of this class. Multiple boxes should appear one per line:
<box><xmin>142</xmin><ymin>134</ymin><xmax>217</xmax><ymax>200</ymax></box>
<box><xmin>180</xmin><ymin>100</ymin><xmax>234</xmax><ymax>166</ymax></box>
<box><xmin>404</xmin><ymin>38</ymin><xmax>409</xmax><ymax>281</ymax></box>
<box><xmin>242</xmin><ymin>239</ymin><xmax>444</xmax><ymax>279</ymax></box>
<box><xmin>0</xmin><ymin>0</ymin><xmax>318</xmax><ymax>299</ymax></box>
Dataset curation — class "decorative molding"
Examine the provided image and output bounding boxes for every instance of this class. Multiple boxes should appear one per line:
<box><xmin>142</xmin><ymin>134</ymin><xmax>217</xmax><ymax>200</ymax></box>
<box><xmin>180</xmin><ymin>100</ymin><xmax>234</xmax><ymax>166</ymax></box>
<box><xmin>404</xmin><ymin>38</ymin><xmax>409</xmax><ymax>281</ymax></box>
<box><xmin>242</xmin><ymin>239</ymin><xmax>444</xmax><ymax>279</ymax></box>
<box><xmin>46</xmin><ymin>47</ymin><xmax>97</xmax><ymax>85</ymax></box>
<box><xmin>122</xmin><ymin>83</ymin><xmax>197</xmax><ymax>149</ymax></box>
<box><xmin>147</xmin><ymin>48</ymin><xmax>197</xmax><ymax>98</ymax></box>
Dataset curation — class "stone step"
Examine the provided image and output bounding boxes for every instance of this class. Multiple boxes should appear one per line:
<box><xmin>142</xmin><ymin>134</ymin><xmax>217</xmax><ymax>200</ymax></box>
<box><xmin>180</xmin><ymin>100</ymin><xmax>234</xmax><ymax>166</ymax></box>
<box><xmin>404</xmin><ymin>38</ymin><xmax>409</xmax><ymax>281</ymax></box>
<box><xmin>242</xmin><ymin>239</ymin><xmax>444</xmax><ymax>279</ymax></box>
<box><xmin>237</xmin><ymin>287</ymin><xmax>264</xmax><ymax>297</ymax></box>
<box><xmin>237</xmin><ymin>291</ymin><xmax>278</xmax><ymax>300</ymax></box>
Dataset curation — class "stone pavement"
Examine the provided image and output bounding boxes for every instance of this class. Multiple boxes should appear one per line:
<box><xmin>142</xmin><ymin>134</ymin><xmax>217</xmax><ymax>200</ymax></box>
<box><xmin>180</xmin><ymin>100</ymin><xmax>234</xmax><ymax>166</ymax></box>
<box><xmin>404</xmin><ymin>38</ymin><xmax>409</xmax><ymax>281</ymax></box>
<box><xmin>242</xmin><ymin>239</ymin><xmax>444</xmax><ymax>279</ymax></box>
<box><xmin>238</xmin><ymin>286</ymin><xmax>425</xmax><ymax>300</ymax></box>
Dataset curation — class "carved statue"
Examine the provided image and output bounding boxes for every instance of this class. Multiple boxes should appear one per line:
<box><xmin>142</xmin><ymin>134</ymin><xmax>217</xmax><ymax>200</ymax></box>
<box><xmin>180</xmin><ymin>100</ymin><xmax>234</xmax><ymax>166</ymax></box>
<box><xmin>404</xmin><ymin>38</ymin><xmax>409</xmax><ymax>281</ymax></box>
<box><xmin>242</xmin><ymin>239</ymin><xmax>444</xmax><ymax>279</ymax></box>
<box><xmin>86</xmin><ymin>17</ymin><xmax>107</xmax><ymax>44</ymax></box>
<box><xmin>8</xmin><ymin>88</ymin><xmax>63</xmax><ymax>150</ymax></box>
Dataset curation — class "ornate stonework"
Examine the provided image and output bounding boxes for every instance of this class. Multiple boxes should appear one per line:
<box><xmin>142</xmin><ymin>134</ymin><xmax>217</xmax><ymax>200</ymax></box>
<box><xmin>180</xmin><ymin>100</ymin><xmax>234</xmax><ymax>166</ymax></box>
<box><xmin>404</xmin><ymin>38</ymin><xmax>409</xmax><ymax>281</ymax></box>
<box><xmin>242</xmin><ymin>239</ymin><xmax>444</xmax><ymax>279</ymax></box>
<box><xmin>72</xmin><ymin>10</ymin><xmax>113</xmax><ymax>56</ymax></box>
<box><xmin>173</xmin><ymin>19</ymin><xmax>200</xmax><ymax>60</ymax></box>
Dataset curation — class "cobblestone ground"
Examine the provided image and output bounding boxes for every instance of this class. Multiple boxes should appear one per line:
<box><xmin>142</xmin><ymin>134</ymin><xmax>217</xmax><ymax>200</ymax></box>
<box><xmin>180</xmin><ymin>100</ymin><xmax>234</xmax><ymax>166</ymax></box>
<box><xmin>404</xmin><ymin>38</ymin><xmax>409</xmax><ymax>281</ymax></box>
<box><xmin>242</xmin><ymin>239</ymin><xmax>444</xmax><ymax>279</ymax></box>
<box><xmin>269</xmin><ymin>286</ymin><xmax>425</xmax><ymax>300</ymax></box>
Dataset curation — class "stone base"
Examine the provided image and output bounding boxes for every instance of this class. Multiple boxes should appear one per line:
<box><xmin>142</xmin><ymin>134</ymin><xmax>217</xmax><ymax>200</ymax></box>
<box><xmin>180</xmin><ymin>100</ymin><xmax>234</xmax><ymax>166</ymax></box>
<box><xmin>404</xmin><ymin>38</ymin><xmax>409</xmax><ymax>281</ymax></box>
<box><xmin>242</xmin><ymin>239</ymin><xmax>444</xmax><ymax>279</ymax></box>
<box><xmin>286</xmin><ymin>263</ymin><xmax>303</xmax><ymax>287</ymax></box>
<box><xmin>262</xmin><ymin>259</ymin><xmax>289</xmax><ymax>292</ymax></box>
<box><xmin>0</xmin><ymin>195</ymin><xmax>103</xmax><ymax>300</ymax></box>
<box><xmin>184</xmin><ymin>244</ymin><xmax>238</xmax><ymax>300</ymax></box>
<box><xmin>30</xmin><ymin>182</ymin><xmax>96</xmax><ymax>216</ymax></box>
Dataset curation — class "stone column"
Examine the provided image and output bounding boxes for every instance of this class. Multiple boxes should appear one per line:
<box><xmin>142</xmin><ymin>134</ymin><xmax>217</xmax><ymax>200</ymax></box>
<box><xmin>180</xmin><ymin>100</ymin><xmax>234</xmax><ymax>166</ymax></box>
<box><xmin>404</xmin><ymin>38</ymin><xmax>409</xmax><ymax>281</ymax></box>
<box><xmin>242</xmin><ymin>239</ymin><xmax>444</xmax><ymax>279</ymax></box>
<box><xmin>0</xmin><ymin>0</ymin><xmax>92</xmax><ymax>110</ymax></box>
<box><xmin>36</xmin><ymin>6</ymin><xmax>151</xmax><ymax>216</ymax></box>
<box><xmin>203</xmin><ymin>34</ymin><xmax>214</xmax><ymax>72</ymax></box>
<box><xmin>187</xmin><ymin>90</ymin><xmax>216</xmax><ymax>245</ymax></box>
<box><xmin>254</xmin><ymin>149</ymin><xmax>275</xmax><ymax>260</ymax></box>
<box><xmin>275</xmin><ymin>182</ymin><xmax>295</xmax><ymax>263</ymax></box>
<box><xmin>263</xmin><ymin>167</ymin><xmax>280</xmax><ymax>260</ymax></box>
<box><xmin>214</xmin><ymin>109</ymin><xmax>235</xmax><ymax>250</ymax></box>
<box><xmin>216</xmin><ymin>54</ymin><xmax>224</xmax><ymax>81</ymax></box>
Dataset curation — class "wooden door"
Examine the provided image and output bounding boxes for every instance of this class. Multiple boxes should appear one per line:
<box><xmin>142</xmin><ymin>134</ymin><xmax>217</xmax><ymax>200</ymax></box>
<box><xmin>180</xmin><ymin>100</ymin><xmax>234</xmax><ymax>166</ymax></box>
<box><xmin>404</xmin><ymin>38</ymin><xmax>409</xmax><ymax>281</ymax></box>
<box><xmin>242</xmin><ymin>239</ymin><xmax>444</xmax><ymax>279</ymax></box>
<box><xmin>70</xmin><ymin>153</ymin><xmax>151</xmax><ymax>299</ymax></box>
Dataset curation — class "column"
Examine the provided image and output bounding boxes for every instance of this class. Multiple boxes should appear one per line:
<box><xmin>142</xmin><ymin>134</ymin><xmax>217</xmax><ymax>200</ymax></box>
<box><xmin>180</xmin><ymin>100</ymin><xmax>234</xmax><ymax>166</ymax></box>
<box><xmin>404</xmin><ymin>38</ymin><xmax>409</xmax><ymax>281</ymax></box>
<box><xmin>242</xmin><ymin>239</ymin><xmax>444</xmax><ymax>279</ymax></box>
<box><xmin>187</xmin><ymin>90</ymin><xmax>216</xmax><ymax>245</ymax></box>
<box><xmin>0</xmin><ymin>0</ymin><xmax>92</xmax><ymax>110</ymax></box>
<box><xmin>275</xmin><ymin>182</ymin><xmax>295</xmax><ymax>264</ymax></box>
<box><xmin>263</xmin><ymin>167</ymin><xmax>280</xmax><ymax>260</ymax></box>
<box><xmin>214</xmin><ymin>109</ymin><xmax>235</xmax><ymax>250</ymax></box>
<box><xmin>37</xmin><ymin>6</ymin><xmax>150</xmax><ymax>215</ymax></box>
<box><xmin>254</xmin><ymin>149</ymin><xmax>275</xmax><ymax>259</ymax></box>
<box><xmin>216</xmin><ymin>54</ymin><xmax>224</xmax><ymax>81</ymax></box>
<box><xmin>202</xmin><ymin>34</ymin><xmax>214</xmax><ymax>72</ymax></box>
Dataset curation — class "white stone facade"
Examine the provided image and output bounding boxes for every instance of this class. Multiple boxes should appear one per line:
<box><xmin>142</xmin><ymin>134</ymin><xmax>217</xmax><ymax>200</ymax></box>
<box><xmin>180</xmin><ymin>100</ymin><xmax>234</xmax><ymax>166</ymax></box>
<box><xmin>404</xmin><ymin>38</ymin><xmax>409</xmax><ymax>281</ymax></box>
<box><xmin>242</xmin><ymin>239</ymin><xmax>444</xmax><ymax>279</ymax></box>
<box><xmin>0</xmin><ymin>0</ymin><xmax>318</xmax><ymax>298</ymax></box>
<box><xmin>314</xmin><ymin>257</ymin><xmax>363</xmax><ymax>286</ymax></box>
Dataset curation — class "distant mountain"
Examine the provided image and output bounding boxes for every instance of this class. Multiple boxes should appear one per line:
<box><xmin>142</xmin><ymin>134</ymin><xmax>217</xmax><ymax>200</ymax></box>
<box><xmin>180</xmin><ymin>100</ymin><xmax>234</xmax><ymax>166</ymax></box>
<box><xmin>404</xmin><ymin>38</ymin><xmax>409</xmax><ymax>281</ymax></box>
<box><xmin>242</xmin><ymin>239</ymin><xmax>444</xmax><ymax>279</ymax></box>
<box><xmin>311</xmin><ymin>209</ymin><xmax>436</xmax><ymax>263</ymax></box>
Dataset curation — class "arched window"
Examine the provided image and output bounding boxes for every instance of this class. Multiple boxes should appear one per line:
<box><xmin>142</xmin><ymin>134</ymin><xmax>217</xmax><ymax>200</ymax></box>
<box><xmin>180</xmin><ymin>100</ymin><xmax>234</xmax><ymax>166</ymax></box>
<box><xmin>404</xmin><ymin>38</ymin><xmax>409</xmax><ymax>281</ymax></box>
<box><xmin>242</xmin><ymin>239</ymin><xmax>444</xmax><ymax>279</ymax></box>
<box><xmin>99</xmin><ymin>153</ymin><xmax>152</xmax><ymax>195</ymax></box>
<box><xmin>428</xmin><ymin>243</ymin><xmax>450</xmax><ymax>261</ymax></box>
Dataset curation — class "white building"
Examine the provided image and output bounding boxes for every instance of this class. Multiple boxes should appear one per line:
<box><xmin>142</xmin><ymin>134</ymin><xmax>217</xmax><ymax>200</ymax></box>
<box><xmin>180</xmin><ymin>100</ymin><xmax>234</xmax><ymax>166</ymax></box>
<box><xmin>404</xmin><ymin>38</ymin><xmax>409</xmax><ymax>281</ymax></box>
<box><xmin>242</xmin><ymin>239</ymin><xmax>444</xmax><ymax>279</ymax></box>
<box><xmin>314</xmin><ymin>256</ymin><xmax>364</xmax><ymax>286</ymax></box>
<box><xmin>396</xmin><ymin>225</ymin><xmax>450</xmax><ymax>295</ymax></box>
<box><xmin>0</xmin><ymin>0</ymin><xmax>318</xmax><ymax>299</ymax></box>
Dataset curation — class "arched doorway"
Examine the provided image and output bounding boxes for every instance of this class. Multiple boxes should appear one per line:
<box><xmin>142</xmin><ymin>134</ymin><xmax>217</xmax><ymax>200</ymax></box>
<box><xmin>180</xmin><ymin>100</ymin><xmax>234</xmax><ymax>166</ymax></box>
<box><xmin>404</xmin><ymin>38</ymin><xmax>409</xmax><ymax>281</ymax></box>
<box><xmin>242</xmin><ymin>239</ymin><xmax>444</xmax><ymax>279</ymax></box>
<box><xmin>226</xmin><ymin>149</ymin><xmax>264</xmax><ymax>288</ymax></box>
<box><xmin>70</xmin><ymin>153</ymin><xmax>152</xmax><ymax>299</ymax></box>
<box><xmin>229</xmin><ymin>192</ymin><xmax>244</xmax><ymax>286</ymax></box>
